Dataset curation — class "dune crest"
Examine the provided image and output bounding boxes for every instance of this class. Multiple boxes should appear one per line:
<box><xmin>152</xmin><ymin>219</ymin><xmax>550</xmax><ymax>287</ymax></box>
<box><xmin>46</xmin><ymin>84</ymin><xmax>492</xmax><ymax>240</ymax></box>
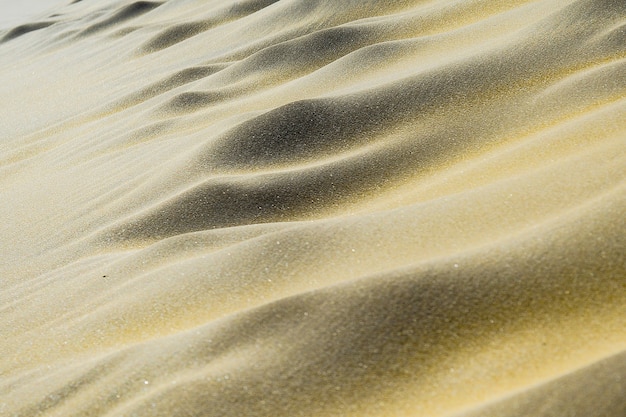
<box><xmin>0</xmin><ymin>0</ymin><xmax>624</xmax><ymax>416</ymax></box>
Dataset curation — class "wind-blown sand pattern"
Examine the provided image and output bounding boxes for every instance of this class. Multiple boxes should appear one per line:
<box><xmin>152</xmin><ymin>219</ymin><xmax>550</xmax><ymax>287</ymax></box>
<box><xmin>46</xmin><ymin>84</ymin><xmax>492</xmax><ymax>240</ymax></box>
<box><xmin>1</xmin><ymin>0</ymin><xmax>625</xmax><ymax>416</ymax></box>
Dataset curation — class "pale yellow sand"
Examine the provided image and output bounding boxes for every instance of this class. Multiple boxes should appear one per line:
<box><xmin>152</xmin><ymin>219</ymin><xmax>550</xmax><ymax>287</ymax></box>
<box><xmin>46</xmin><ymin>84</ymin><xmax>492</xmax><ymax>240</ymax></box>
<box><xmin>0</xmin><ymin>0</ymin><xmax>624</xmax><ymax>416</ymax></box>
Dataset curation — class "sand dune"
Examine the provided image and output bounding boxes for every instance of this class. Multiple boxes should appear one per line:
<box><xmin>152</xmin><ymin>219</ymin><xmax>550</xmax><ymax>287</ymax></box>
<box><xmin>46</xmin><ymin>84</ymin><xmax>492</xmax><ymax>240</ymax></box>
<box><xmin>0</xmin><ymin>0</ymin><xmax>624</xmax><ymax>416</ymax></box>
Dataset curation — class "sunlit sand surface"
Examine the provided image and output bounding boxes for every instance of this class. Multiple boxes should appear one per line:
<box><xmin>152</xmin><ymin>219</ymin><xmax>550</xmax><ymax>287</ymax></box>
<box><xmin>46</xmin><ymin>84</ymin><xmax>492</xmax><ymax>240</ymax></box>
<box><xmin>1</xmin><ymin>0</ymin><xmax>624</xmax><ymax>416</ymax></box>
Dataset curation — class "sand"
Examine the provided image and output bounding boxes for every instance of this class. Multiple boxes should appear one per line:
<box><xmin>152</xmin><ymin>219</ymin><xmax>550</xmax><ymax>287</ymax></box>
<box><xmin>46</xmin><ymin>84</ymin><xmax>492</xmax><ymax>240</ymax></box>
<box><xmin>0</xmin><ymin>0</ymin><xmax>624</xmax><ymax>416</ymax></box>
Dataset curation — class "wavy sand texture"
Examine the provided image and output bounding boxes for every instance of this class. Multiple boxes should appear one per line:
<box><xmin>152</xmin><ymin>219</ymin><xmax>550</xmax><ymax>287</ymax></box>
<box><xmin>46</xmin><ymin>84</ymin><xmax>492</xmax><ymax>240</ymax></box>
<box><xmin>0</xmin><ymin>0</ymin><xmax>625</xmax><ymax>416</ymax></box>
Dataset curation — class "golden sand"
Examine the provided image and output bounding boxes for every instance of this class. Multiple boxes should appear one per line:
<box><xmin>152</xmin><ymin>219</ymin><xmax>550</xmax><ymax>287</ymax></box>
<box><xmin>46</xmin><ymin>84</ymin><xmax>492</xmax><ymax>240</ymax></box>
<box><xmin>0</xmin><ymin>0</ymin><xmax>624</xmax><ymax>416</ymax></box>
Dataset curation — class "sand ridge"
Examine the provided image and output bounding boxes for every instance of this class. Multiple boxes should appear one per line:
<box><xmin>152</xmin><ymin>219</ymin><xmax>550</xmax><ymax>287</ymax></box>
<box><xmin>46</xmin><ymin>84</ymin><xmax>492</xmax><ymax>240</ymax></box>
<box><xmin>0</xmin><ymin>0</ymin><xmax>625</xmax><ymax>416</ymax></box>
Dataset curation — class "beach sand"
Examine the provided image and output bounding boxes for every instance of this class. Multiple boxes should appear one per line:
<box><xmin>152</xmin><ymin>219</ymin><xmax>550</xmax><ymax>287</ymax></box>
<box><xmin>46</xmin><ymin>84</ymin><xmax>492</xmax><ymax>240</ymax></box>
<box><xmin>0</xmin><ymin>0</ymin><xmax>624</xmax><ymax>416</ymax></box>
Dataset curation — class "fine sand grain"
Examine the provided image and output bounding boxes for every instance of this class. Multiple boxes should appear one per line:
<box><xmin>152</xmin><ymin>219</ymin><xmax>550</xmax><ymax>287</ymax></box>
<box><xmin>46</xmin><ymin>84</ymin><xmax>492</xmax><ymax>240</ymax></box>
<box><xmin>1</xmin><ymin>0</ymin><xmax>625</xmax><ymax>416</ymax></box>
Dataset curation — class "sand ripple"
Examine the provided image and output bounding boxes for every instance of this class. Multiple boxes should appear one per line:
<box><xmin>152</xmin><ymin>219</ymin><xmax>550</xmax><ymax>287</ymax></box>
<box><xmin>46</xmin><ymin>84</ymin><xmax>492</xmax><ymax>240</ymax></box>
<box><xmin>0</xmin><ymin>0</ymin><xmax>624</xmax><ymax>416</ymax></box>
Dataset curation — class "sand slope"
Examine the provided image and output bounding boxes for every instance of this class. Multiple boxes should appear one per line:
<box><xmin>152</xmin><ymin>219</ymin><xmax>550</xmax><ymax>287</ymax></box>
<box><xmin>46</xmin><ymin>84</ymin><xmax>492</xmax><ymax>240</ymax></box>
<box><xmin>0</xmin><ymin>0</ymin><xmax>625</xmax><ymax>416</ymax></box>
